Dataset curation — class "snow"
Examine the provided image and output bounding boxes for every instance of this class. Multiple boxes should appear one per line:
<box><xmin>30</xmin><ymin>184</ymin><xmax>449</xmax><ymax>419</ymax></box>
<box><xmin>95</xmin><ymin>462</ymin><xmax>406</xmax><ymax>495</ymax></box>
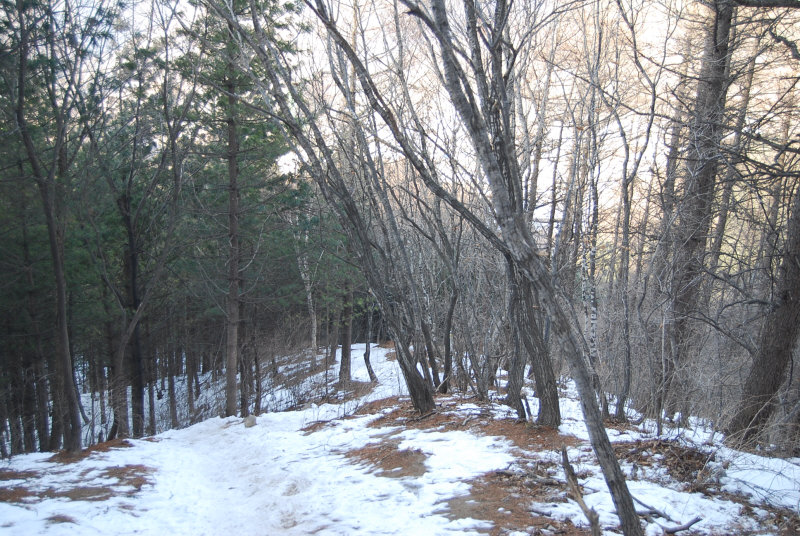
<box><xmin>2</xmin><ymin>345</ymin><xmax>798</xmax><ymax>535</ymax></box>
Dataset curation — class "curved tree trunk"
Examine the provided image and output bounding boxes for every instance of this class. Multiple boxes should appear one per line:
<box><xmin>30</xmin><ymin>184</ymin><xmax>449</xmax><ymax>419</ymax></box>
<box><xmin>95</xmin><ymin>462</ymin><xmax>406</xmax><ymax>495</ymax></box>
<box><xmin>727</xmin><ymin>164</ymin><xmax>800</xmax><ymax>441</ymax></box>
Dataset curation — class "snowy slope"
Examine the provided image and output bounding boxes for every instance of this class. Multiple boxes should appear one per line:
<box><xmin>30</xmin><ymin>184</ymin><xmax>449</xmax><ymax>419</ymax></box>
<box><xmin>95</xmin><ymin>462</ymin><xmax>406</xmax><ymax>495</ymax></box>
<box><xmin>2</xmin><ymin>345</ymin><xmax>799</xmax><ymax>535</ymax></box>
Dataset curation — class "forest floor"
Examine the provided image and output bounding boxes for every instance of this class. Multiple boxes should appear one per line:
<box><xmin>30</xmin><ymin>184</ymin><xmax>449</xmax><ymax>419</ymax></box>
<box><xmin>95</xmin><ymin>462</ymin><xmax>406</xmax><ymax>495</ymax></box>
<box><xmin>1</xmin><ymin>345</ymin><xmax>799</xmax><ymax>535</ymax></box>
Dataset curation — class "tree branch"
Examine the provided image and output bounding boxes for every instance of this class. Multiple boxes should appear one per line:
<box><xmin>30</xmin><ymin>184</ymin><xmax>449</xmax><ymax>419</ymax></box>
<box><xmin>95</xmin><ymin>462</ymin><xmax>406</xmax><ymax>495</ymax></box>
<box><xmin>733</xmin><ymin>0</ymin><xmax>800</xmax><ymax>7</ymax></box>
<box><xmin>768</xmin><ymin>29</ymin><xmax>800</xmax><ymax>61</ymax></box>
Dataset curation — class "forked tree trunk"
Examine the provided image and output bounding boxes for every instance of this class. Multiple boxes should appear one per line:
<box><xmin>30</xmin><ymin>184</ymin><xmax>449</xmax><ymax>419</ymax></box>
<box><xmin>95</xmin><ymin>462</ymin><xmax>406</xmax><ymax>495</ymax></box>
<box><xmin>507</xmin><ymin>259</ymin><xmax>560</xmax><ymax>425</ymax></box>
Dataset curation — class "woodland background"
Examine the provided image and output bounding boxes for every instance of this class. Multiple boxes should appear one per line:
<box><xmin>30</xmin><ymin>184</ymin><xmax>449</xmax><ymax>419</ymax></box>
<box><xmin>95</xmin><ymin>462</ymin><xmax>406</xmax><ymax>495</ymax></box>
<box><xmin>1</xmin><ymin>0</ymin><xmax>799</xmax><ymax>479</ymax></box>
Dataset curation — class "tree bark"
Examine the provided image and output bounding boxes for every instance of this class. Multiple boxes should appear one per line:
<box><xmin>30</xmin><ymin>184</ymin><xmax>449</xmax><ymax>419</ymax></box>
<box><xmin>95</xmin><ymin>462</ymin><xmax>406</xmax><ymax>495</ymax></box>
<box><xmin>507</xmin><ymin>259</ymin><xmax>560</xmax><ymax>425</ymax></box>
<box><xmin>224</xmin><ymin>65</ymin><xmax>241</xmax><ymax>418</ymax></box>
<box><xmin>339</xmin><ymin>282</ymin><xmax>353</xmax><ymax>386</ymax></box>
<box><xmin>667</xmin><ymin>0</ymin><xmax>733</xmax><ymax>415</ymax></box>
<box><xmin>727</xmin><ymin>155</ymin><xmax>800</xmax><ymax>441</ymax></box>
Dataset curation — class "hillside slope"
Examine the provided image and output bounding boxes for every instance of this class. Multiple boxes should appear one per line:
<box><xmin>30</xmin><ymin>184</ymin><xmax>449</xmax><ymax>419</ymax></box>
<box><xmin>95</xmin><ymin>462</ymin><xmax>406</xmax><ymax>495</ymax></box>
<box><xmin>1</xmin><ymin>346</ymin><xmax>798</xmax><ymax>535</ymax></box>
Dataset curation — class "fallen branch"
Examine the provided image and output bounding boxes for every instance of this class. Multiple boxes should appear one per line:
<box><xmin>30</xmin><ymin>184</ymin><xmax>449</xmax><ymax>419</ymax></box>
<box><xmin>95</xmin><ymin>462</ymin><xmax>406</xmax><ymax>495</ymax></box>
<box><xmin>662</xmin><ymin>516</ymin><xmax>702</xmax><ymax>534</ymax></box>
<box><xmin>632</xmin><ymin>495</ymin><xmax>676</xmax><ymax>523</ymax></box>
<box><xmin>409</xmin><ymin>411</ymin><xmax>436</xmax><ymax>422</ymax></box>
<box><xmin>561</xmin><ymin>446</ymin><xmax>601</xmax><ymax>536</ymax></box>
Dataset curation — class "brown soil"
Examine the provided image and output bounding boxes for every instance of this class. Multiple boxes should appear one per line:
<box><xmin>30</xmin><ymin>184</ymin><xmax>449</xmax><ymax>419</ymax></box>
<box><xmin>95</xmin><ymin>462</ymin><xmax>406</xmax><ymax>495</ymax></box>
<box><xmin>46</xmin><ymin>515</ymin><xmax>77</xmax><ymax>525</ymax></box>
<box><xmin>441</xmin><ymin>471</ymin><xmax>590</xmax><ymax>536</ymax></box>
<box><xmin>337</xmin><ymin>381</ymin><xmax>377</xmax><ymax>402</ymax></box>
<box><xmin>480</xmin><ymin>419</ymin><xmax>581</xmax><ymax>453</ymax></box>
<box><xmin>301</xmin><ymin>420</ymin><xmax>335</xmax><ymax>434</ymax></box>
<box><xmin>0</xmin><ymin>464</ymin><xmax>154</xmax><ymax>505</ymax></box>
<box><xmin>355</xmin><ymin>396</ymin><xmax>405</xmax><ymax>416</ymax></box>
<box><xmin>0</xmin><ymin>469</ymin><xmax>37</xmax><ymax>482</ymax></box>
<box><xmin>48</xmin><ymin>438</ymin><xmax>133</xmax><ymax>464</ymax></box>
<box><xmin>347</xmin><ymin>439</ymin><xmax>428</xmax><ymax>478</ymax></box>
<box><xmin>344</xmin><ymin>396</ymin><xmax>595</xmax><ymax>534</ymax></box>
<box><xmin>0</xmin><ymin>486</ymin><xmax>36</xmax><ymax>503</ymax></box>
<box><xmin>363</xmin><ymin>397</ymin><xmax>582</xmax><ymax>454</ymax></box>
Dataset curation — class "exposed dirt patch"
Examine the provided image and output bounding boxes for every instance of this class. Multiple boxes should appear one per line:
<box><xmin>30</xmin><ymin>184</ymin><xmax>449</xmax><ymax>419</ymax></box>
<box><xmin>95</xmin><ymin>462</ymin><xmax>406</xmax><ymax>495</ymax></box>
<box><xmin>441</xmin><ymin>471</ymin><xmax>589</xmax><ymax>535</ymax></box>
<box><xmin>480</xmin><ymin>419</ymin><xmax>582</xmax><ymax>453</ymax></box>
<box><xmin>0</xmin><ymin>486</ymin><xmax>36</xmax><ymax>503</ymax></box>
<box><xmin>48</xmin><ymin>438</ymin><xmax>133</xmax><ymax>464</ymax></box>
<box><xmin>301</xmin><ymin>420</ymin><xmax>336</xmax><ymax>434</ymax></box>
<box><xmin>347</xmin><ymin>439</ymin><xmax>428</xmax><ymax>478</ymax></box>
<box><xmin>364</xmin><ymin>399</ymin><xmax>583</xmax><ymax>459</ymax></box>
<box><xmin>354</xmin><ymin>396</ymin><xmax>405</xmax><ymax>417</ymax></box>
<box><xmin>365</xmin><ymin>402</ymin><xmax>464</xmax><ymax>431</ymax></box>
<box><xmin>46</xmin><ymin>514</ymin><xmax>77</xmax><ymax>525</ymax></box>
<box><xmin>0</xmin><ymin>464</ymin><xmax>154</xmax><ymax>505</ymax></box>
<box><xmin>337</xmin><ymin>381</ymin><xmax>377</xmax><ymax>402</ymax></box>
<box><xmin>99</xmin><ymin>464</ymin><xmax>153</xmax><ymax>491</ymax></box>
<box><xmin>0</xmin><ymin>469</ymin><xmax>37</xmax><ymax>482</ymax></box>
<box><xmin>45</xmin><ymin>486</ymin><xmax>114</xmax><ymax>502</ymax></box>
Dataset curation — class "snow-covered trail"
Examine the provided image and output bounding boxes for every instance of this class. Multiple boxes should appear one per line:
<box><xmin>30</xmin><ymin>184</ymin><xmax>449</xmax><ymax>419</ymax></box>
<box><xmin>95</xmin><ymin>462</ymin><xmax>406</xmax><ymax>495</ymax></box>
<box><xmin>0</xmin><ymin>347</ymin><xmax>515</xmax><ymax>536</ymax></box>
<box><xmin>2</xmin><ymin>345</ymin><xmax>799</xmax><ymax>535</ymax></box>
<box><xmin>123</xmin><ymin>409</ymin><xmax>513</xmax><ymax>536</ymax></box>
<box><xmin>0</xmin><ymin>408</ymin><xmax>515</xmax><ymax>536</ymax></box>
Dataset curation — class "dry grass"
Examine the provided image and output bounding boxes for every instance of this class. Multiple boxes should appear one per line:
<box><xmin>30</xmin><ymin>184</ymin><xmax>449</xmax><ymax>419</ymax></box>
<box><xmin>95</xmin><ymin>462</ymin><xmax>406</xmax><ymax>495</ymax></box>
<box><xmin>0</xmin><ymin>464</ymin><xmax>154</xmax><ymax>506</ymax></box>
<box><xmin>47</xmin><ymin>438</ymin><xmax>133</xmax><ymax>464</ymax></box>
<box><xmin>442</xmin><ymin>471</ymin><xmax>590</xmax><ymax>536</ymax></box>
<box><xmin>45</xmin><ymin>514</ymin><xmax>77</xmax><ymax>525</ymax></box>
<box><xmin>0</xmin><ymin>469</ymin><xmax>37</xmax><ymax>482</ymax></box>
<box><xmin>346</xmin><ymin>439</ymin><xmax>428</xmax><ymax>478</ymax></box>
<box><xmin>341</xmin><ymin>396</ymin><xmax>595</xmax><ymax>535</ymax></box>
<box><xmin>0</xmin><ymin>486</ymin><xmax>36</xmax><ymax>503</ymax></box>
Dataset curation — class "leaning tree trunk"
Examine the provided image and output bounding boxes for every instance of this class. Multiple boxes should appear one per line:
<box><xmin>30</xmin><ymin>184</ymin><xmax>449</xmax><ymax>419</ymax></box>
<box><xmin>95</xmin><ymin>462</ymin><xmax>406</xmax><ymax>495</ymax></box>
<box><xmin>363</xmin><ymin>307</ymin><xmax>378</xmax><ymax>383</ymax></box>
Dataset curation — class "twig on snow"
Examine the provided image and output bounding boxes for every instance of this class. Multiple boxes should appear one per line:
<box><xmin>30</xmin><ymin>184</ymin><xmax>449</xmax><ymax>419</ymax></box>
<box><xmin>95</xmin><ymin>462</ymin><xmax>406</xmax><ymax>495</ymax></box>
<box><xmin>561</xmin><ymin>446</ymin><xmax>601</xmax><ymax>536</ymax></box>
<box><xmin>632</xmin><ymin>495</ymin><xmax>676</xmax><ymax>523</ymax></box>
<box><xmin>662</xmin><ymin>516</ymin><xmax>702</xmax><ymax>534</ymax></box>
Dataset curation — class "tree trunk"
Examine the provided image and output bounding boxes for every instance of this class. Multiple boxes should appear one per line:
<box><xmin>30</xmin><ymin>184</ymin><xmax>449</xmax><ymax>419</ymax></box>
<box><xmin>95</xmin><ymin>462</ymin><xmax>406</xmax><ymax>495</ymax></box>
<box><xmin>666</xmin><ymin>0</ymin><xmax>733</xmax><ymax>415</ymax></box>
<box><xmin>615</xmin><ymin>160</ymin><xmax>633</xmax><ymax>421</ymax></box>
<box><xmin>395</xmin><ymin>337</ymin><xmax>435</xmax><ymax>414</ymax></box>
<box><xmin>727</xmin><ymin>150</ymin><xmax>800</xmax><ymax>442</ymax></box>
<box><xmin>295</xmin><ymin>230</ymin><xmax>318</xmax><ymax>357</ymax></box>
<box><xmin>507</xmin><ymin>260</ymin><xmax>560</xmax><ymax>425</ymax></box>
<box><xmin>168</xmin><ymin>348</ymin><xmax>179</xmax><ymax>429</ymax></box>
<box><xmin>14</xmin><ymin>0</ymin><xmax>82</xmax><ymax>454</ymax></box>
<box><xmin>438</xmin><ymin>290</ymin><xmax>457</xmax><ymax>394</ymax></box>
<box><xmin>421</xmin><ymin>320</ymin><xmax>441</xmax><ymax>388</ymax></box>
<box><xmin>363</xmin><ymin>309</ymin><xmax>378</xmax><ymax>382</ymax></box>
<box><xmin>339</xmin><ymin>282</ymin><xmax>353</xmax><ymax>386</ymax></box>
<box><xmin>224</xmin><ymin>64</ymin><xmax>241</xmax><ymax>418</ymax></box>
